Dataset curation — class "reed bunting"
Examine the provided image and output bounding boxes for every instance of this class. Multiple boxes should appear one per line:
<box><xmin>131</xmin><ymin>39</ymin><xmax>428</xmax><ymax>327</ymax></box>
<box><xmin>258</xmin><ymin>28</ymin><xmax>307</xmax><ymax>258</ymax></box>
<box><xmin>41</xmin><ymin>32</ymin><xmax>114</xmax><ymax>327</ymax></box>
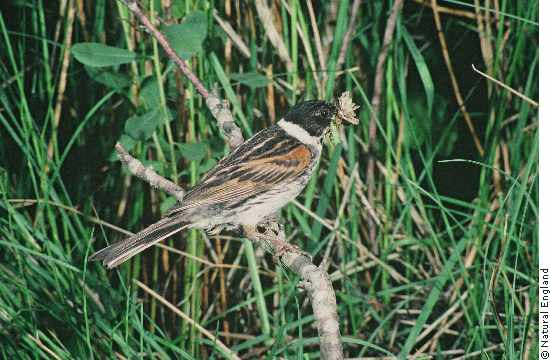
<box><xmin>91</xmin><ymin>100</ymin><xmax>340</xmax><ymax>268</ymax></box>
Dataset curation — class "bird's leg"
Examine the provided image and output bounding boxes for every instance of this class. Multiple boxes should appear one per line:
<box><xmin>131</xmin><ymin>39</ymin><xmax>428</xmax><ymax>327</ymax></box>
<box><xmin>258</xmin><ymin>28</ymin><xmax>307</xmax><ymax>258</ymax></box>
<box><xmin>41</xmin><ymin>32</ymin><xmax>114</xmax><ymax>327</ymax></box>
<box><xmin>255</xmin><ymin>214</ymin><xmax>281</xmax><ymax>235</ymax></box>
<box><xmin>270</xmin><ymin>237</ymin><xmax>309</xmax><ymax>260</ymax></box>
<box><xmin>206</xmin><ymin>223</ymin><xmax>241</xmax><ymax>236</ymax></box>
<box><xmin>206</xmin><ymin>224</ymin><xmax>224</xmax><ymax>236</ymax></box>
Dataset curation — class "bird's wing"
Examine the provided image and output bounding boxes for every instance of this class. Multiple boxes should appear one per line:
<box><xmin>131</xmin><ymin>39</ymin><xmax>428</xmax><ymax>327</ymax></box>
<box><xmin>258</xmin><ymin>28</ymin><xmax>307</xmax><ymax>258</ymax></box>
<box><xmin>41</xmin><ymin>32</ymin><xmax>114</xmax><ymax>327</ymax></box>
<box><xmin>167</xmin><ymin>127</ymin><xmax>314</xmax><ymax>215</ymax></box>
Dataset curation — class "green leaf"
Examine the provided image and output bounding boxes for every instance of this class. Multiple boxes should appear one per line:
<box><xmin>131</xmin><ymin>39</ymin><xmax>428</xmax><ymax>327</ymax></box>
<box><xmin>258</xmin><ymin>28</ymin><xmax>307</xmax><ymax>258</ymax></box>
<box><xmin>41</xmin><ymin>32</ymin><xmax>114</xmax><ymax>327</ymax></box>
<box><xmin>85</xmin><ymin>66</ymin><xmax>132</xmax><ymax>90</ymax></box>
<box><xmin>177</xmin><ymin>142</ymin><xmax>208</xmax><ymax>161</ymax></box>
<box><xmin>212</xmin><ymin>25</ymin><xmax>228</xmax><ymax>42</ymax></box>
<box><xmin>118</xmin><ymin>134</ymin><xmax>137</xmax><ymax>150</ymax></box>
<box><xmin>402</xmin><ymin>27</ymin><xmax>434</xmax><ymax>117</ymax></box>
<box><xmin>109</xmin><ymin>134</ymin><xmax>137</xmax><ymax>162</ymax></box>
<box><xmin>207</xmin><ymin>137</ymin><xmax>226</xmax><ymax>158</ymax></box>
<box><xmin>71</xmin><ymin>42</ymin><xmax>136</xmax><ymax>67</ymax></box>
<box><xmin>124</xmin><ymin>109</ymin><xmax>166</xmax><ymax>141</ymax></box>
<box><xmin>198</xmin><ymin>158</ymin><xmax>217</xmax><ymax>174</ymax></box>
<box><xmin>140</xmin><ymin>76</ymin><xmax>162</xmax><ymax>109</ymax></box>
<box><xmin>230</xmin><ymin>72</ymin><xmax>269</xmax><ymax>89</ymax></box>
<box><xmin>160</xmin><ymin>197</ymin><xmax>177</xmax><ymax>213</ymax></box>
<box><xmin>163</xmin><ymin>12</ymin><xmax>207</xmax><ymax>59</ymax></box>
<box><xmin>171</xmin><ymin>2</ymin><xmax>187</xmax><ymax>20</ymax></box>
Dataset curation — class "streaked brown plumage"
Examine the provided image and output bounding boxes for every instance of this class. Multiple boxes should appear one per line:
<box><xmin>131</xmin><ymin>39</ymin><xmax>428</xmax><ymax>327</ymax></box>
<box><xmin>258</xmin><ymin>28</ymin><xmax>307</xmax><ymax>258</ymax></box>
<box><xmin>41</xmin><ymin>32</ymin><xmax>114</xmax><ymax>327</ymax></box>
<box><xmin>90</xmin><ymin>100</ymin><xmax>337</xmax><ymax>268</ymax></box>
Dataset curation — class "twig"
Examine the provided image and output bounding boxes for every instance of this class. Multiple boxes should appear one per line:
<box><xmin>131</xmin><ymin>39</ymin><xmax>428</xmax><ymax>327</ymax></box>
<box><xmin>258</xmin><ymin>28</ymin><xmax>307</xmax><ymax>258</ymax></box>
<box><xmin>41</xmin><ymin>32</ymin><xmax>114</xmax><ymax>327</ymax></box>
<box><xmin>336</xmin><ymin>0</ymin><xmax>361</xmax><ymax>67</ymax></box>
<box><xmin>135</xmin><ymin>280</ymin><xmax>240</xmax><ymax>360</ymax></box>
<box><xmin>213</xmin><ymin>10</ymin><xmax>251</xmax><ymax>59</ymax></box>
<box><xmin>280</xmin><ymin>0</ymin><xmax>320</xmax><ymax>89</ymax></box>
<box><xmin>412</xmin><ymin>0</ymin><xmax>477</xmax><ymax>20</ymax></box>
<box><xmin>47</xmin><ymin>0</ymin><xmax>76</xmax><ymax>163</ymax></box>
<box><xmin>27</xmin><ymin>335</ymin><xmax>62</xmax><ymax>360</ymax></box>
<box><xmin>430</xmin><ymin>0</ymin><xmax>484</xmax><ymax>156</ymax></box>
<box><xmin>473</xmin><ymin>0</ymin><xmax>494</xmax><ymax>76</ymax></box>
<box><xmin>415</xmin><ymin>291</ymin><xmax>468</xmax><ymax>348</ymax></box>
<box><xmin>115</xmin><ymin>143</ymin><xmax>185</xmax><ymax>201</ymax></box>
<box><xmin>472</xmin><ymin>65</ymin><xmax>538</xmax><ymax>107</ymax></box>
<box><xmin>306</xmin><ymin>0</ymin><xmax>327</xmax><ymax>96</ymax></box>
<box><xmin>254</xmin><ymin>0</ymin><xmax>293</xmax><ymax>71</ymax></box>
<box><xmin>370</xmin><ymin>0</ymin><xmax>404</xmax><ymax>142</ymax></box>
<box><xmin>123</xmin><ymin>1</ymin><xmax>208</xmax><ymax>97</ymax></box>
<box><xmin>205</xmin><ymin>94</ymin><xmax>244</xmax><ymax>150</ymax></box>
<box><xmin>366</xmin><ymin>0</ymin><xmax>404</xmax><ymax>251</ymax></box>
<box><xmin>122</xmin><ymin>0</ymin><xmax>244</xmax><ymax>151</ymax></box>
<box><xmin>115</xmin><ymin>1</ymin><xmax>344</xmax><ymax>358</ymax></box>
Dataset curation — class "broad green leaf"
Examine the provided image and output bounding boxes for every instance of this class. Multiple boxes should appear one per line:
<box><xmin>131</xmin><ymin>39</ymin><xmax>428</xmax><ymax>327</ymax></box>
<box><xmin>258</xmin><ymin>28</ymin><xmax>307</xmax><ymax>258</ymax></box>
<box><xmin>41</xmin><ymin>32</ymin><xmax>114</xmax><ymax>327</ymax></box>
<box><xmin>118</xmin><ymin>134</ymin><xmax>137</xmax><ymax>150</ymax></box>
<box><xmin>212</xmin><ymin>25</ymin><xmax>228</xmax><ymax>42</ymax></box>
<box><xmin>141</xmin><ymin>160</ymin><xmax>164</xmax><ymax>173</ymax></box>
<box><xmin>85</xmin><ymin>66</ymin><xmax>132</xmax><ymax>90</ymax></box>
<box><xmin>140</xmin><ymin>76</ymin><xmax>162</xmax><ymax>109</ymax></box>
<box><xmin>163</xmin><ymin>12</ymin><xmax>207</xmax><ymax>59</ymax></box>
<box><xmin>109</xmin><ymin>134</ymin><xmax>137</xmax><ymax>162</ymax></box>
<box><xmin>160</xmin><ymin>197</ymin><xmax>177</xmax><ymax>213</ymax></box>
<box><xmin>198</xmin><ymin>158</ymin><xmax>217</xmax><ymax>174</ymax></box>
<box><xmin>207</xmin><ymin>136</ymin><xmax>226</xmax><ymax>158</ymax></box>
<box><xmin>171</xmin><ymin>2</ymin><xmax>187</xmax><ymax>19</ymax></box>
<box><xmin>71</xmin><ymin>42</ymin><xmax>135</xmax><ymax>67</ymax></box>
<box><xmin>177</xmin><ymin>142</ymin><xmax>208</xmax><ymax>161</ymax></box>
<box><xmin>124</xmin><ymin>109</ymin><xmax>166</xmax><ymax>141</ymax></box>
<box><xmin>230</xmin><ymin>72</ymin><xmax>269</xmax><ymax>89</ymax></box>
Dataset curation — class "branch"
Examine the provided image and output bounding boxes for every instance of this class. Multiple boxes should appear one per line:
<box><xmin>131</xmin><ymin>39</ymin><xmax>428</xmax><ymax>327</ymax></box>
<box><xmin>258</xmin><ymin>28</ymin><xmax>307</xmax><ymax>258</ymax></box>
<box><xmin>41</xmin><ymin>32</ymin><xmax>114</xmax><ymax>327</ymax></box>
<box><xmin>121</xmin><ymin>0</ymin><xmax>243</xmax><ymax>150</ymax></box>
<box><xmin>115</xmin><ymin>147</ymin><xmax>345</xmax><ymax>359</ymax></box>
<box><xmin>244</xmin><ymin>225</ymin><xmax>343</xmax><ymax>359</ymax></box>
<box><xmin>123</xmin><ymin>0</ymin><xmax>208</xmax><ymax>98</ymax></box>
<box><xmin>115</xmin><ymin>143</ymin><xmax>185</xmax><ymax>201</ymax></box>
<box><xmin>116</xmin><ymin>1</ymin><xmax>343</xmax><ymax>358</ymax></box>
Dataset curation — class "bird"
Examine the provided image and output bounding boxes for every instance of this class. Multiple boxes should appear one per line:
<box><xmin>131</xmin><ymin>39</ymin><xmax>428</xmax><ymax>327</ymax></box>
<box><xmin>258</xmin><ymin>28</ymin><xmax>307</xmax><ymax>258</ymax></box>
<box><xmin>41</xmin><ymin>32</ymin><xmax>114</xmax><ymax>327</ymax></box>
<box><xmin>90</xmin><ymin>100</ymin><xmax>338</xmax><ymax>268</ymax></box>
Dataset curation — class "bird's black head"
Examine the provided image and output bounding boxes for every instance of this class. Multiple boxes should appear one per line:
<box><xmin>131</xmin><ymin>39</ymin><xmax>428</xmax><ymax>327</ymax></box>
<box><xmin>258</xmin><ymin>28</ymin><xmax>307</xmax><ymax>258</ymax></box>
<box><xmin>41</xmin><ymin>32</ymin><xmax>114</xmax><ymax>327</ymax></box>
<box><xmin>283</xmin><ymin>100</ymin><xmax>337</xmax><ymax>137</ymax></box>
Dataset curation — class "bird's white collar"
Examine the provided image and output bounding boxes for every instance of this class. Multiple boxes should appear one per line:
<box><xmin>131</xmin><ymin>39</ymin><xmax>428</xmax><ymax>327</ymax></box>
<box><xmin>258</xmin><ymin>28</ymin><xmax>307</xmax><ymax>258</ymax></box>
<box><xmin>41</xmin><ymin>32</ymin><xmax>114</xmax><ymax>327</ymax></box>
<box><xmin>277</xmin><ymin>118</ymin><xmax>319</xmax><ymax>147</ymax></box>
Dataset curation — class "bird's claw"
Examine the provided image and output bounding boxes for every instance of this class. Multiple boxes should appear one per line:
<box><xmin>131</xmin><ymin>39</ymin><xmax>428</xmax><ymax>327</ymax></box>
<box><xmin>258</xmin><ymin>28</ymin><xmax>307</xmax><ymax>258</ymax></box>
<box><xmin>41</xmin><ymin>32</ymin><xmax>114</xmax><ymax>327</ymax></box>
<box><xmin>272</xmin><ymin>241</ymin><xmax>310</xmax><ymax>261</ymax></box>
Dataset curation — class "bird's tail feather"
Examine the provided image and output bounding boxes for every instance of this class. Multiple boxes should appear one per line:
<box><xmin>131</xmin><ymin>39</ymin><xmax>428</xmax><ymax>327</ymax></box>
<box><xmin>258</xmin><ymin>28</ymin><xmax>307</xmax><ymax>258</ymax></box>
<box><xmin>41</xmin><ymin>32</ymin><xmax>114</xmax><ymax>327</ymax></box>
<box><xmin>89</xmin><ymin>216</ymin><xmax>189</xmax><ymax>269</ymax></box>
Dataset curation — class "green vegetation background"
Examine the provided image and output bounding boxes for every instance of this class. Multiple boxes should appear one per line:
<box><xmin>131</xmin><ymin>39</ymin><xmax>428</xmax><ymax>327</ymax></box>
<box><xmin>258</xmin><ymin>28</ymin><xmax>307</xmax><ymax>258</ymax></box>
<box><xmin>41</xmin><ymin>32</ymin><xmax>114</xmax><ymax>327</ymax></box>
<box><xmin>0</xmin><ymin>0</ymin><xmax>538</xmax><ymax>358</ymax></box>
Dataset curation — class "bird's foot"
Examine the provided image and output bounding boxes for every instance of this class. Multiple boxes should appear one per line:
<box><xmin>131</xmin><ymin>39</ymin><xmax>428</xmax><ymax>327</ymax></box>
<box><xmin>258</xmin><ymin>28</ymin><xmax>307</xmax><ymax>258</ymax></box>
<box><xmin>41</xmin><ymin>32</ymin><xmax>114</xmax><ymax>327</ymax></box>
<box><xmin>270</xmin><ymin>237</ymin><xmax>310</xmax><ymax>260</ymax></box>
<box><xmin>206</xmin><ymin>224</ymin><xmax>224</xmax><ymax>236</ymax></box>
<box><xmin>206</xmin><ymin>223</ymin><xmax>240</xmax><ymax>236</ymax></box>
